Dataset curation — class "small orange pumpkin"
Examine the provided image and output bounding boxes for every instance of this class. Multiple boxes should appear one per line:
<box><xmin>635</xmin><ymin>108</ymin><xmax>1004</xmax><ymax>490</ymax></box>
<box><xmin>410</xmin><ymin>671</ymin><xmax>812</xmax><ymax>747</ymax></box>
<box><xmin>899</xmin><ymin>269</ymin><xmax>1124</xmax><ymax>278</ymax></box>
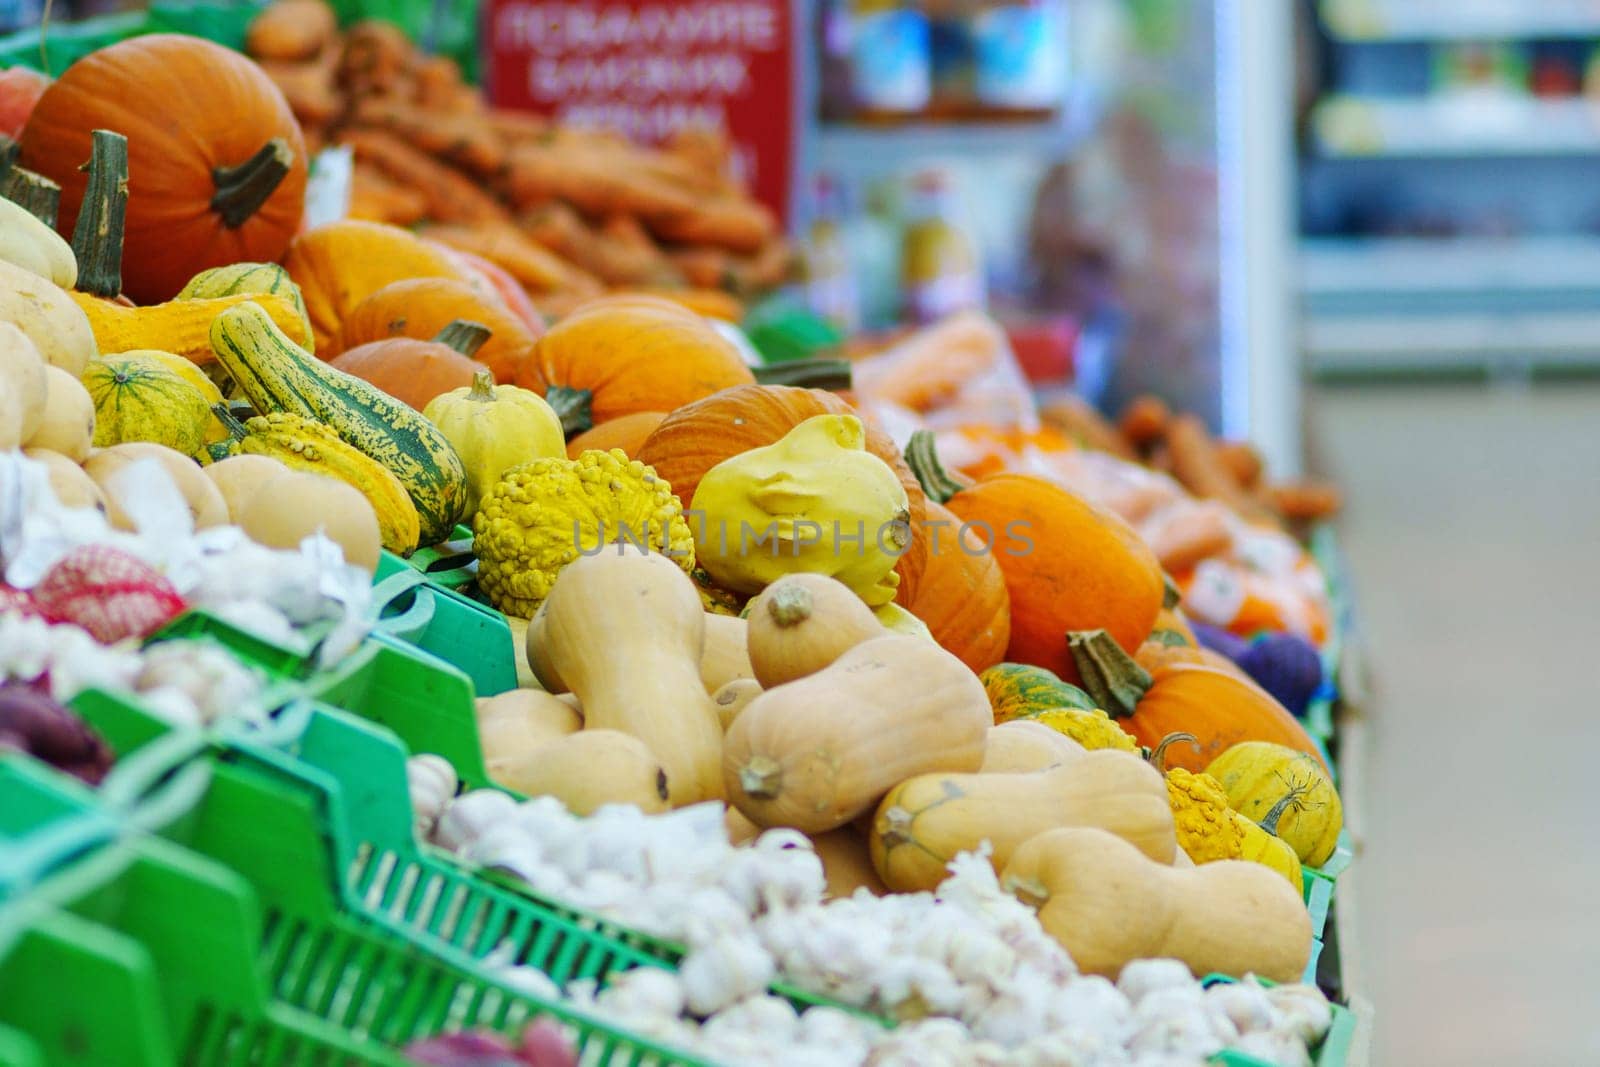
<box><xmin>20</xmin><ymin>35</ymin><xmax>306</xmax><ymax>304</ymax></box>
<box><xmin>327</xmin><ymin>320</ymin><xmax>491</xmax><ymax>412</ymax></box>
<box><xmin>336</xmin><ymin>277</ymin><xmax>540</xmax><ymax>384</ymax></box>
<box><xmin>638</xmin><ymin>383</ymin><xmax>927</xmax><ymax>605</ymax></box>
<box><xmin>517</xmin><ymin>294</ymin><xmax>755</xmax><ymax>434</ymax></box>
<box><xmin>1071</xmin><ymin>629</ymin><xmax>1328</xmax><ymax>774</ymax></box>
<box><xmin>906</xmin><ymin>431</ymin><xmax>1163</xmax><ymax>686</ymax></box>
<box><xmin>906</xmin><ymin>499</ymin><xmax>1010</xmax><ymax>673</ymax></box>
<box><xmin>283</xmin><ymin>220</ymin><xmax>474</xmax><ymax>351</ymax></box>
<box><xmin>565</xmin><ymin>410</ymin><xmax>667</xmax><ymax>460</ymax></box>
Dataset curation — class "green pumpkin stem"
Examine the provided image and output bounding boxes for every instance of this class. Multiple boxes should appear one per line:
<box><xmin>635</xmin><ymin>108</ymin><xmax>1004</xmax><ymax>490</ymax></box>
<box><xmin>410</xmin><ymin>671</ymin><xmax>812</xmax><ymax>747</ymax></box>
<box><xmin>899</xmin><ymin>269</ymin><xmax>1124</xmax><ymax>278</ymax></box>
<box><xmin>1147</xmin><ymin>732</ymin><xmax>1200</xmax><ymax>775</ymax></box>
<box><xmin>751</xmin><ymin>358</ymin><xmax>853</xmax><ymax>391</ymax></box>
<box><xmin>0</xmin><ymin>134</ymin><xmax>61</xmax><ymax>228</ymax></box>
<box><xmin>905</xmin><ymin>430</ymin><xmax>964</xmax><ymax>504</ymax></box>
<box><xmin>1067</xmin><ymin>629</ymin><xmax>1152</xmax><ymax>719</ymax></box>
<box><xmin>70</xmin><ymin>129</ymin><xmax>129</xmax><ymax>298</ymax></box>
<box><xmin>1162</xmin><ymin>573</ymin><xmax>1182</xmax><ymax>610</ymax></box>
<box><xmin>211</xmin><ymin>138</ymin><xmax>294</xmax><ymax>229</ymax></box>
<box><xmin>433</xmin><ymin>319</ymin><xmax>491</xmax><ymax>359</ymax></box>
<box><xmin>465</xmin><ymin>369</ymin><xmax>497</xmax><ymax>402</ymax></box>
<box><xmin>544</xmin><ymin>385</ymin><xmax>593</xmax><ymax>437</ymax></box>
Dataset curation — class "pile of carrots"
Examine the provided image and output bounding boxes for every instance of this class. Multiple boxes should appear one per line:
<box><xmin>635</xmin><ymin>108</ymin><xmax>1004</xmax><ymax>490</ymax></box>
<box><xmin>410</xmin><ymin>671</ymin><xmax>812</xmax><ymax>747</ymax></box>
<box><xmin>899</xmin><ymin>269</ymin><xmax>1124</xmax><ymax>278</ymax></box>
<box><xmin>246</xmin><ymin>0</ymin><xmax>790</xmax><ymax>318</ymax></box>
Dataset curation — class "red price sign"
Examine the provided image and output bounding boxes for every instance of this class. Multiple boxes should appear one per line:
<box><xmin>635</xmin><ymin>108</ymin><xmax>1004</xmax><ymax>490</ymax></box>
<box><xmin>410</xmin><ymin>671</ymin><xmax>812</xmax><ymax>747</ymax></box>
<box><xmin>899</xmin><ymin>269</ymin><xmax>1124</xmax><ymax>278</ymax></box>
<box><xmin>485</xmin><ymin>1</ymin><xmax>796</xmax><ymax>223</ymax></box>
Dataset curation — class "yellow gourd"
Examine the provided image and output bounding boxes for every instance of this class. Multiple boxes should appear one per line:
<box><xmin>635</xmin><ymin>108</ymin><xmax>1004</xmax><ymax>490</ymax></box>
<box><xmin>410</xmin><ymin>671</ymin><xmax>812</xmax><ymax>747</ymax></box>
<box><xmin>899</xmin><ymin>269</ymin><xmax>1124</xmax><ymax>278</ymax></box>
<box><xmin>1026</xmin><ymin>707</ymin><xmax>1142</xmax><ymax>754</ymax></box>
<box><xmin>870</xmin><ymin>752</ymin><xmax>1177</xmax><ymax>893</ymax></box>
<box><xmin>1166</xmin><ymin>766</ymin><xmax>1245</xmax><ymax>866</ymax></box>
<box><xmin>0</xmin><ymin>193</ymin><xmax>77</xmax><ymax>287</ymax></box>
<box><xmin>1234</xmin><ymin>812</ymin><xmax>1305</xmax><ymax>895</ymax></box>
<box><xmin>423</xmin><ymin>371</ymin><xmax>565</xmax><ymax>518</ymax></box>
<box><xmin>700</xmin><ymin>613</ymin><xmax>755</xmax><ymax>693</ymax></box>
<box><xmin>873</xmin><ymin>601</ymin><xmax>934</xmax><ymax>639</ymax></box>
<box><xmin>1001</xmin><ymin>827</ymin><xmax>1312</xmax><ymax>983</ymax></box>
<box><xmin>530</xmin><ymin>545</ymin><xmax>723</xmax><ymax>806</ymax></box>
<box><xmin>121</xmin><ymin>349</ymin><xmax>228</xmax><ymax>444</ymax></box>
<box><xmin>691</xmin><ymin>414</ymin><xmax>910</xmax><ymax>605</ymax></box>
<box><xmin>24</xmin><ymin>366</ymin><xmax>96</xmax><ymax>460</ymax></box>
<box><xmin>83</xmin><ymin>353</ymin><xmax>214</xmax><ymax>458</ymax></box>
<box><xmin>0</xmin><ymin>258</ymin><xmax>97</xmax><ymax>376</ymax></box>
<box><xmin>0</xmin><ymin>322</ymin><xmax>48</xmax><ymax>448</ymax></box>
<box><xmin>178</xmin><ymin>262</ymin><xmax>313</xmax><ymax>343</ymax></box>
<box><xmin>1206</xmin><ymin>741</ymin><xmax>1343</xmax><ymax>867</ymax></box>
<box><xmin>745</xmin><ymin>573</ymin><xmax>886</xmax><ymax>688</ymax></box>
<box><xmin>979</xmin><ymin>720</ymin><xmax>1087</xmax><ymax>774</ymax></box>
<box><xmin>238</xmin><ymin>469</ymin><xmax>382</xmax><ymax>574</ymax></box>
<box><xmin>723</xmin><ymin>635</ymin><xmax>990</xmax><ymax>833</ymax></box>
<box><xmin>71</xmin><ymin>290</ymin><xmax>314</xmax><ymax>365</ymax></box>
<box><xmin>488</xmin><ymin>730</ymin><xmax>669</xmax><ymax>815</ymax></box>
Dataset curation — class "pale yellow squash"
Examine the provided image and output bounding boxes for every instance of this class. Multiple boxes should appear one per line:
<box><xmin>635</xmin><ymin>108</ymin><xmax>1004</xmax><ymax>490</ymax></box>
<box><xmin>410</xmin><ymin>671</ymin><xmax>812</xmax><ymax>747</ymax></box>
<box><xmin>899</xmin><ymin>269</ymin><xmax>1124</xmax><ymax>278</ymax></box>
<box><xmin>24</xmin><ymin>366</ymin><xmax>96</xmax><ymax>461</ymax></box>
<box><xmin>487</xmin><ymin>729</ymin><xmax>669</xmax><ymax>815</ymax></box>
<box><xmin>700</xmin><ymin>613</ymin><xmax>754</xmax><ymax>693</ymax></box>
<box><xmin>745</xmin><ymin>573</ymin><xmax>885</xmax><ymax>688</ymax></box>
<box><xmin>979</xmin><ymin>720</ymin><xmax>1087</xmax><ymax>774</ymax></box>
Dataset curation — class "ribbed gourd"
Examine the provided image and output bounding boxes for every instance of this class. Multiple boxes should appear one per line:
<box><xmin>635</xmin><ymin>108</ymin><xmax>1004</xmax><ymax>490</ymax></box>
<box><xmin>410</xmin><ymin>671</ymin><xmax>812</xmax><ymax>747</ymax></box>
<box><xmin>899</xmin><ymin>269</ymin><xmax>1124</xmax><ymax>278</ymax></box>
<box><xmin>210</xmin><ymin>408</ymin><xmax>421</xmax><ymax>555</ymax></box>
<box><xmin>178</xmin><ymin>262</ymin><xmax>313</xmax><ymax>341</ymax></box>
<box><xmin>83</xmin><ymin>353</ymin><xmax>213</xmax><ymax>459</ymax></box>
<box><xmin>209</xmin><ymin>300</ymin><xmax>467</xmax><ymax>546</ymax></box>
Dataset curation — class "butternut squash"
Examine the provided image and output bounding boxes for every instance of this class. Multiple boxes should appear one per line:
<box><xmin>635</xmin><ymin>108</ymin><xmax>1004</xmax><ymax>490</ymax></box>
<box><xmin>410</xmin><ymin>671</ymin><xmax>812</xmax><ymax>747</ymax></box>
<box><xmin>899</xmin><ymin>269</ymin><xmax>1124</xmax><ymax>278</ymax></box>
<box><xmin>725</xmin><ymin>805</ymin><xmax>762</xmax><ymax>846</ymax></box>
<box><xmin>700</xmin><ymin>613</ymin><xmax>754</xmax><ymax>693</ymax></box>
<box><xmin>723</xmin><ymin>635</ymin><xmax>990</xmax><ymax>833</ymax></box>
<box><xmin>475</xmin><ymin>689</ymin><xmax>583</xmax><ymax>751</ymax></box>
<box><xmin>239</xmin><ymin>470</ymin><xmax>383</xmax><ymax>573</ymax></box>
<box><xmin>812</xmin><ymin>828</ymin><xmax>887</xmax><ymax>898</ymax></box>
<box><xmin>84</xmin><ymin>442</ymin><xmax>228</xmax><ymax>532</ymax></box>
<box><xmin>531</xmin><ymin>545</ymin><xmax>723</xmax><ymax>806</ymax></box>
<box><xmin>24</xmin><ymin>365</ymin><xmax>95</xmax><ymax>461</ymax></box>
<box><xmin>1001</xmin><ymin>827</ymin><xmax>1312</xmax><ymax>983</ymax></box>
<box><xmin>203</xmin><ymin>454</ymin><xmax>290</xmax><ymax>523</ymax></box>
<box><xmin>712</xmin><ymin>678</ymin><xmax>762</xmax><ymax>731</ymax></box>
<box><xmin>488</xmin><ymin>729</ymin><xmax>669</xmax><ymax>815</ymax></box>
<box><xmin>23</xmin><ymin>448</ymin><xmax>106</xmax><ymax>513</ymax></box>
<box><xmin>0</xmin><ymin>258</ymin><xmax>97</xmax><ymax>376</ymax></box>
<box><xmin>870</xmin><ymin>752</ymin><xmax>1177</xmax><ymax>893</ymax></box>
<box><xmin>0</xmin><ymin>322</ymin><xmax>47</xmax><ymax>446</ymax></box>
<box><xmin>979</xmin><ymin>720</ymin><xmax>1087</xmax><ymax>774</ymax></box>
<box><xmin>745</xmin><ymin>573</ymin><xmax>885</xmax><ymax>688</ymax></box>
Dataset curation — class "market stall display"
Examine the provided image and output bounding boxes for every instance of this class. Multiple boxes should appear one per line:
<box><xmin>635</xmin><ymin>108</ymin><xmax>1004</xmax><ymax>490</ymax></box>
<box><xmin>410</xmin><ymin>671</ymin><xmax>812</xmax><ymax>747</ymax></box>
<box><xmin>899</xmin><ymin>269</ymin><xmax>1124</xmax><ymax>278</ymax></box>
<box><xmin>0</xmin><ymin>11</ymin><xmax>1361</xmax><ymax>1066</ymax></box>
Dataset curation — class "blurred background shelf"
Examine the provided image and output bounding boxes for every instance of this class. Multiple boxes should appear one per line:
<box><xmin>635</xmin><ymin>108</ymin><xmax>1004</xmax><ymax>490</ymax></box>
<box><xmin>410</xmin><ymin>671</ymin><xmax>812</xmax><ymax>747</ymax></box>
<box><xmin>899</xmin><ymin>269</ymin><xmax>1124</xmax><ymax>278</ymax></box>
<box><xmin>1311</xmin><ymin>96</ymin><xmax>1600</xmax><ymax>158</ymax></box>
<box><xmin>1321</xmin><ymin>0</ymin><xmax>1600</xmax><ymax>43</ymax></box>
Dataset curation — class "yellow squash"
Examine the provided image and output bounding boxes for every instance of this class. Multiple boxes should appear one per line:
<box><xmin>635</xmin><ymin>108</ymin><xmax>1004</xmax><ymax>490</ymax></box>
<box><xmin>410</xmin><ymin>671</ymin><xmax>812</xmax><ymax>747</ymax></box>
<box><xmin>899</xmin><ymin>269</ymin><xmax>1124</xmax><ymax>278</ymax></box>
<box><xmin>423</xmin><ymin>370</ymin><xmax>564</xmax><ymax>519</ymax></box>
<box><xmin>0</xmin><ymin>194</ymin><xmax>76</xmax><ymax>287</ymax></box>
<box><xmin>73</xmin><ymin>290</ymin><xmax>314</xmax><ymax>365</ymax></box>
<box><xmin>0</xmin><ymin>258</ymin><xmax>97</xmax><ymax>376</ymax></box>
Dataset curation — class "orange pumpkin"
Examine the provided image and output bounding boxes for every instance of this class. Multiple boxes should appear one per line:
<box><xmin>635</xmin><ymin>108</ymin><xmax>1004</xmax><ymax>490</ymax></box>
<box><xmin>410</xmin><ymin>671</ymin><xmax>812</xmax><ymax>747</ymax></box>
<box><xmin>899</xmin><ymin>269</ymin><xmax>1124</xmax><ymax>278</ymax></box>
<box><xmin>336</xmin><ymin>277</ymin><xmax>540</xmax><ymax>384</ymax></box>
<box><xmin>1134</xmin><ymin>641</ymin><xmax>1246</xmax><ymax>677</ymax></box>
<box><xmin>284</xmin><ymin>220</ymin><xmax>474</xmax><ymax>351</ymax></box>
<box><xmin>517</xmin><ymin>294</ymin><xmax>755</xmax><ymax>434</ymax></box>
<box><xmin>442</xmin><ymin>248</ymin><xmax>548</xmax><ymax>336</ymax></box>
<box><xmin>631</xmin><ymin>288</ymin><xmax>745</xmax><ymax>322</ymax></box>
<box><xmin>906</xmin><ymin>431</ymin><xmax>1163</xmax><ymax>686</ymax></box>
<box><xmin>906</xmin><ymin>499</ymin><xmax>1010</xmax><ymax>673</ymax></box>
<box><xmin>20</xmin><ymin>34</ymin><xmax>306</xmax><ymax>305</ymax></box>
<box><xmin>1071</xmin><ymin>629</ymin><xmax>1328</xmax><ymax>774</ymax></box>
<box><xmin>638</xmin><ymin>384</ymin><xmax>927</xmax><ymax>605</ymax></box>
<box><xmin>566</xmin><ymin>411</ymin><xmax>666</xmax><ymax>460</ymax></box>
<box><xmin>327</xmin><ymin>320</ymin><xmax>490</xmax><ymax>411</ymax></box>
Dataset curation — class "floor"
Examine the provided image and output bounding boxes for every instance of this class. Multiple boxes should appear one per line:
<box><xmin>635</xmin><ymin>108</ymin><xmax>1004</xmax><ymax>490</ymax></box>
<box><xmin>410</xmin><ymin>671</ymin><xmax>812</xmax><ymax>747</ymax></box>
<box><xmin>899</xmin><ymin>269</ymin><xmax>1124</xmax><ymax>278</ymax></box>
<box><xmin>1312</xmin><ymin>383</ymin><xmax>1600</xmax><ymax>1066</ymax></box>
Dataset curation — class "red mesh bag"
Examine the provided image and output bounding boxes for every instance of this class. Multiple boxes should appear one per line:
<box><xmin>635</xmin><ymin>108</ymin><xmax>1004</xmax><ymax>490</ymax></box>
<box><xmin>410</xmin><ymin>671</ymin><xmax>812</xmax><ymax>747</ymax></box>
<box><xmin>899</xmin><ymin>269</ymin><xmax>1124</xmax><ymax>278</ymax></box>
<box><xmin>31</xmin><ymin>545</ymin><xmax>187</xmax><ymax>644</ymax></box>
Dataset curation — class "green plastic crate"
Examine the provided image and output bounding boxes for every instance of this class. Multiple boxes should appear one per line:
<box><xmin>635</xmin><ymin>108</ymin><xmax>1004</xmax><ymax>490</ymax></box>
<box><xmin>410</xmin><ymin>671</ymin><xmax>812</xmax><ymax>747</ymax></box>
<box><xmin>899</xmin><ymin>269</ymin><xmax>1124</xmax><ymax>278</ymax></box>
<box><xmin>150</xmin><ymin>610</ymin><xmax>322</xmax><ymax>681</ymax></box>
<box><xmin>388</xmin><ymin>525</ymin><xmax>479</xmax><ymax>592</ymax></box>
<box><xmin>371</xmin><ymin>562</ymin><xmax>519</xmax><ymax>698</ymax></box>
<box><xmin>0</xmin><ymin>1023</ymin><xmax>42</xmax><ymax>1067</ymax></box>
<box><xmin>0</xmin><ymin>2</ymin><xmax>263</xmax><ymax>73</ymax></box>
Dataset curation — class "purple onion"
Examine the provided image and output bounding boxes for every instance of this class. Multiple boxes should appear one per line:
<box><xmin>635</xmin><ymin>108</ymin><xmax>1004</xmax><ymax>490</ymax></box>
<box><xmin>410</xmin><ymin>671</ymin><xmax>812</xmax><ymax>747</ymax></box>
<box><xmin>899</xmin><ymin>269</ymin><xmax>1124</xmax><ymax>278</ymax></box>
<box><xmin>1189</xmin><ymin>620</ymin><xmax>1250</xmax><ymax>663</ymax></box>
<box><xmin>1236</xmin><ymin>633</ymin><xmax>1324</xmax><ymax>718</ymax></box>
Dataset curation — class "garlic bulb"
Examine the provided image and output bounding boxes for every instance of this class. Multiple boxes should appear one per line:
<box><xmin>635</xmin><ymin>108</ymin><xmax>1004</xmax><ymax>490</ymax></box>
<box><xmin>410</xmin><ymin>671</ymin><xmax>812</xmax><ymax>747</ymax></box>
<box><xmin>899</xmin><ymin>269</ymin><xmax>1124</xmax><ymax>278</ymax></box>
<box><xmin>405</xmin><ymin>755</ymin><xmax>457</xmax><ymax>843</ymax></box>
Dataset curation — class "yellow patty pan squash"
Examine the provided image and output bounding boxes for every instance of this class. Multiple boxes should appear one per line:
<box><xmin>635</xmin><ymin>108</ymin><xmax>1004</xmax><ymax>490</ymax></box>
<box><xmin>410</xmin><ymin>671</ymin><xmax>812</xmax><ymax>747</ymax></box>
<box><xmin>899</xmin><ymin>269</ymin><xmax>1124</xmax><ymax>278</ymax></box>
<box><xmin>473</xmin><ymin>448</ymin><xmax>695</xmax><ymax>617</ymax></box>
<box><xmin>425</xmin><ymin>371</ymin><xmax>565</xmax><ymax>518</ymax></box>
<box><xmin>690</xmin><ymin>414</ymin><xmax>910</xmax><ymax>605</ymax></box>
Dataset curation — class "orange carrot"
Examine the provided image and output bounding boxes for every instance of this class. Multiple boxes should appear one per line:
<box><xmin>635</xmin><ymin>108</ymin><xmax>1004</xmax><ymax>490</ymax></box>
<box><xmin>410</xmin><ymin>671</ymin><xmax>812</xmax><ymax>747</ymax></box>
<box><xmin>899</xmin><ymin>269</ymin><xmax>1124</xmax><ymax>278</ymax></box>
<box><xmin>1120</xmin><ymin>395</ymin><xmax>1172</xmax><ymax>449</ymax></box>
<box><xmin>339</xmin><ymin>128</ymin><xmax>511</xmax><ymax>225</ymax></box>
<box><xmin>422</xmin><ymin>222</ymin><xmax>593</xmax><ymax>294</ymax></box>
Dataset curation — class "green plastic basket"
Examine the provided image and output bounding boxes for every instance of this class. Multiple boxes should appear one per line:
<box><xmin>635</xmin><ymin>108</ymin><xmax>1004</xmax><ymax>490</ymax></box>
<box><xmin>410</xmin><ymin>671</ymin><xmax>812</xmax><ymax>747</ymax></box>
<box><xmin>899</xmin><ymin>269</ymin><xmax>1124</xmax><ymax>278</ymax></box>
<box><xmin>371</xmin><ymin>563</ymin><xmax>519</xmax><ymax>699</ymax></box>
<box><xmin>150</xmin><ymin>610</ymin><xmax>323</xmax><ymax>681</ymax></box>
<box><xmin>0</xmin><ymin>1023</ymin><xmax>42</xmax><ymax>1067</ymax></box>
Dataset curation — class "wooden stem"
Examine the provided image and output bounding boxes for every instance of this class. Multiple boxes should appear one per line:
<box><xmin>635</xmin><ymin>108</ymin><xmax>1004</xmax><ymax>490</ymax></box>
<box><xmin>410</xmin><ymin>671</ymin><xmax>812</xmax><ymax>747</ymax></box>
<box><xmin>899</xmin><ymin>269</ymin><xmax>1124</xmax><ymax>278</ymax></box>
<box><xmin>70</xmin><ymin>129</ymin><xmax>128</xmax><ymax>298</ymax></box>
<box><xmin>1067</xmin><ymin>629</ymin><xmax>1153</xmax><ymax>719</ymax></box>
<box><xmin>432</xmin><ymin>319</ymin><xmax>491</xmax><ymax>358</ymax></box>
<box><xmin>211</xmin><ymin>138</ymin><xmax>294</xmax><ymax>228</ymax></box>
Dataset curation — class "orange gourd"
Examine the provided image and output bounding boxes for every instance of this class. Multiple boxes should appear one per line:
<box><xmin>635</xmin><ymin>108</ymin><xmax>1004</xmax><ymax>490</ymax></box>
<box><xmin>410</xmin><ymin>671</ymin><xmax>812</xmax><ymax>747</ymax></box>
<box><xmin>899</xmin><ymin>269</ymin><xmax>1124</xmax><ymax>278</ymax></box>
<box><xmin>906</xmin><ymin>498</ymin><xmax>1010</xmax><ymax>673</ymax></box>
<box><xmin>20</xmin><ymin>35</ymin><xmax>306</xmax><ymax>305</ymax></box>
<box><xmin>1070</xmin><ymin>628</ymin><xmax>1329</xmax><ymax>774</ymax></box>
<box><xmin>517</xmin><ymin>294</ymin><xmax>755</xmax><ymax>434</ymax></box>
<box><xmin>906</xmin><ymin>431</ymin><xmax>1163</xmax><ymax>686</ymax></box>
<box><xmin>336</xmin><ymin>277</ymin><xmax>540</xmax><ymax>384</ymax></box>
<box><xmin>327</xmin><ymin>320</ymin><xmax>490</xmax><ymax>412</ymax></box>
<box><xmin>638</xmin><ymin>383</ymin><xmax>928</xmax><ymax>606</ymax></box>
<box><xmin>565</xmin><ymin>410</ymin><xmax>666</xmax><ymax>459</ymax></box>
<box><xmin>283</xmin><ymin>220</ymin><xmax>473</xmax><ymax>351</ymax></box>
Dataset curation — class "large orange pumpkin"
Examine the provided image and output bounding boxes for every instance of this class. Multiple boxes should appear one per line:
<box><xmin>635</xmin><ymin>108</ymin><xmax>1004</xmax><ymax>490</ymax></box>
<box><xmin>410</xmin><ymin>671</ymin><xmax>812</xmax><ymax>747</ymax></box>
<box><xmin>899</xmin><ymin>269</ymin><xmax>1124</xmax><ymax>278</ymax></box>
<box><xmin>517</xmin><ymin>294</ymin><xmax>755</xmax><ymax>433</ymax></box>
<box><xmin>284</xmin><ymin>221</ymin><xmax>474</xmax><ymax>351</ymax></box>
<box><xmin>20</xmin><ymin>35</ymin><xmax>306</xmax><ymax>305</ymax></box>
<box><xmin>906</xmin><ymin>430</ymin><xmax>1162</xmax><ymax>685</ymax></box>
<box><xmin>1071</xmin><ymin>629</ymin><xmax>1328</xmax><ymax>774</ymax></box>
<box><xmin>906</xmin><ymin>498</ymin><xmax>1010</xmax><ymax>673</ymax></box>
<box><xmin>336</xmin><ymin>277</ymin><xmax>540</xmax><ymax>384</ymax></box>
<box><xmin>566</xmin><ymin>410</ymin><xmax>666</xmax><ymax>459</ymax></box>
<box><xmin>327</xmin><ymin>321</ymin><xmax>489</xmax><ymax>411</ymax></box>
<box><xmin>637</xmin><ymin>384</ymin><xmax>927</xmax><ymax>605</ymax></box>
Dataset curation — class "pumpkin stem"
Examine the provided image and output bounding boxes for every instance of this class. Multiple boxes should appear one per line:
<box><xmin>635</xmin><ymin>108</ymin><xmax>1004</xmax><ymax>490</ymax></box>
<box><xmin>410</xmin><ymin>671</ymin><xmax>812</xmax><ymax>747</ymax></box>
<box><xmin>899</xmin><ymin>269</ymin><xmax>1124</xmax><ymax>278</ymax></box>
<box><xmin>737</xmin><ymin>756</ymin><xmax>783</xmax><ymax>799</ymax></box>
<box><xmin>70</xmin><ymin>129</ymin><xmax>129</xmax><ymax>299</ymax></box>
<box><xmin>1147</xmin><ymin>627</ymin><xmax>1191</xmax><ymax>649</ymax></box>
<box><xmin>544</xmin><ymin>386</ymin><xmax>594</xmax><ymax>437</ymax></box>
<box><xmin>1162</xmin><ymin>573</ymin><xmax>1182</xmax><ymax>610</ymax></box>
<box><xmin>904</xmin><ymin>430</ymin><xmax>967</xmax><ymax>504</ymax></box>
<box><xmin>1148</xmin><ymin>732</ymin><xmax>1200</xmax><ymax>775</ymax></box>
<box><xmin>433</xmin><ymin>319</ymin><xmax>492</xmax><ymax>358</ymax></box>
<box><xmin>211</xmin><ymin>138</ymin><xmax>295</xmax><ymax>229</ymax></box>
<box><xmin>1067</xmin><ymin>629</ymin><xmax>1153</xmax><ymax>719</ymax></box>
<box><xmin>765</xmin><ymin>583</ymin><xmax>814</xmax><ymax>627</ymax></box>
<box><xmin>0</xmin><ymin>134</ymin><xmax>15</xmax><ymax>172</ymax></box>
<box><xmin>1259</xmin><ymin>776</ymin><xmax>1320</xmax><ymax>837</ymax></box>
<box><xmin>464</xmin><ymin>369</ymin><xmax>497</xmax><ymax>402</ymax></box>
<box><xmin>751</xmin><ymin>358</ymin><xmax>853</xmax><ymax>391</ymax></box>
<box><xmin>0</xmin><ymin>133</ymin><xmax>61</xmax><ymax>228</ymax></box>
